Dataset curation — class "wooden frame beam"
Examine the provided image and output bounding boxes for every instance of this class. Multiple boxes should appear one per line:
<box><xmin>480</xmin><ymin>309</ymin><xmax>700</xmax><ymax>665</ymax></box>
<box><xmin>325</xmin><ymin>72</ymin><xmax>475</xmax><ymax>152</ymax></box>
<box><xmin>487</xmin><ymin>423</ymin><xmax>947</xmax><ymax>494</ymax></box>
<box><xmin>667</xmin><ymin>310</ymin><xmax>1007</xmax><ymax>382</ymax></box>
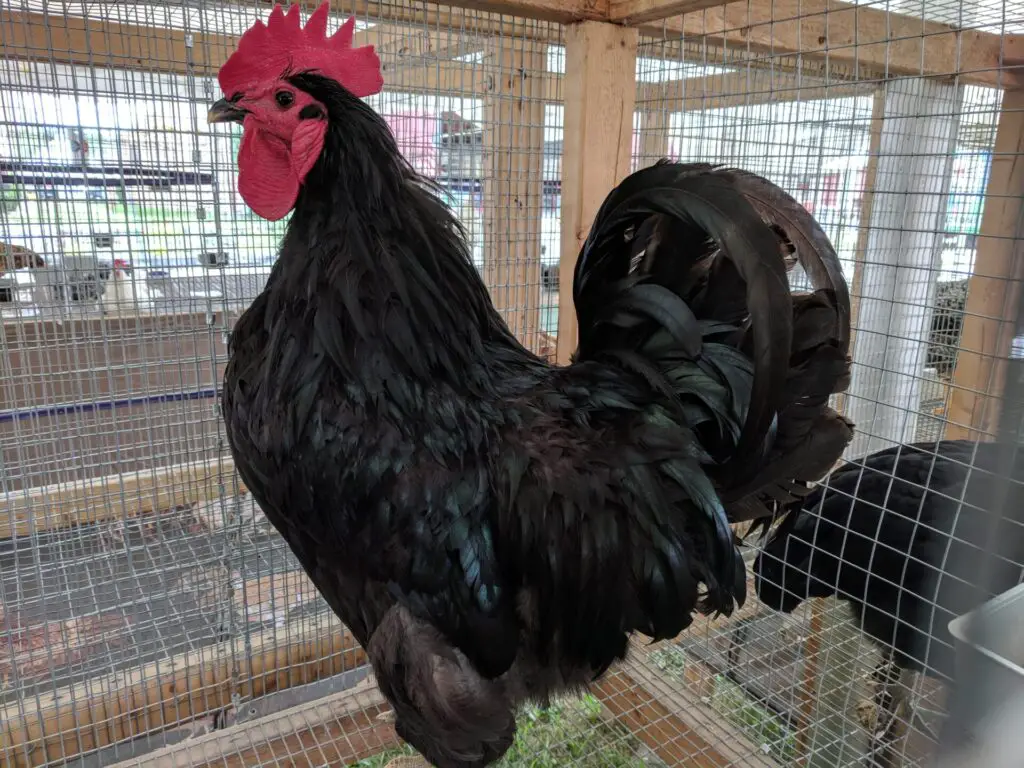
<box><xmin>119</xmin><ymin>639</ymin><xmax>779</xmax><ymax>768</ymax></box>
<box><xmin>945</xmin><ymin>89</ymin><xmax>1024</xmax><ymax>441</ymax></box>
<box><xmin>378</xmin><ymin>59</ymin><xmax>563</xmax><ymax>104</ymax></box>
<box><xmin>355</xmin><ymin>21</ymin><xmax>488</xmax><ymax>74</ymax></box>
<box><xmin>0</xmin><ymin>457</ymin><xmax>241</xmax><ymax>540</ymax></box>
<box><xmin>0</xmin><ymin>9</ymin><xmax>230</xmax><ymax>77</ymax></box>
<box><xmin>637</xmin><ymin>70</ymin><xmax>877</xmax><ymax>109</ymax></box>
<box><xmin>414</xmin><ymin>0</ymin><xmax>607</xmax><ymax>23</ymax></box>
<box><xmin>0</xmin><ymin>617</ymin><xmax>364</xmax><ymax>768</ymax></box>
<box><xmin>5</xmin><ymin>0</ymin><xmax>1021</xmax><ymax>88</ymax></box>
<box><xmin>106</xmin><ymin>679</ymin><xmax>395</xmax><ymax>768</ymax></box>
<box><xmin>610</xmin><ymin>0</ymin><xmax>721</xmax><ymax>24</ymax></box>
<box><xmin>7</xmin><ymin>7</ymin><xmax>1002</xmax><ymax>107</ymax></box>
<box><xmin>630</xmin><ymin>0</ymin><xmax>1023</xmax><ymax>89</ymax></box>
<box><xmin>557</xmin><ymin>21</ymin><xmax>639</xmax><ymax>363</ymax></box>
<box><xmin>482</xmin><ymin>40</ymin><xmax>548</xmax><ymax>352</ymax></box>
<box><xmin>2</xmin><ymin>9</ymin><xmax>844</xmax><ymax>110</ymax></box>
<box><xmin>0</xmin><ymin>4</ymin><xmax>569</xmax><ymax>82</ymax></box>
<box><xmin>598</xmin><ymin>639</ymin><xmax>778</xmax><ymax>768</ymax></box>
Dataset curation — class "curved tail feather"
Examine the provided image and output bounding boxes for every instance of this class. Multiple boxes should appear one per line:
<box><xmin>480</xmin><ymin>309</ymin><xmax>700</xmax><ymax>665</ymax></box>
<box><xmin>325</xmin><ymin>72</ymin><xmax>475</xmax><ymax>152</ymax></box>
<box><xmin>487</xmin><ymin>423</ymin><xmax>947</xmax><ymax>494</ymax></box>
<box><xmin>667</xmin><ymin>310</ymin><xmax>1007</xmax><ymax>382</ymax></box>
<box><xmin>573</xmin><ymin>161</ymin><xmax>853</xmax><ymax>540</ymax></box>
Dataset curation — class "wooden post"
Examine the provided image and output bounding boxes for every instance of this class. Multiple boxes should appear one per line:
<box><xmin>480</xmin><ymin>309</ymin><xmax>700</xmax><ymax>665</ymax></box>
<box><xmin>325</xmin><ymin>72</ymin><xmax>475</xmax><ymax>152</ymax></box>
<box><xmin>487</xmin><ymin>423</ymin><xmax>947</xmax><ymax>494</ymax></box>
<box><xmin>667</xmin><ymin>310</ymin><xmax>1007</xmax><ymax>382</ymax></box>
<box><xmin>556</xmin><ymin>22</ymin><xmax>639</xmax><ymax>363</ymax></box>
<box><xmin>802</xmin><ymin>600</ymin><xmax>875</xmax><ymax>768</ymax></box>
<box><xmin>845</xmin><ymin>77</ymin><xmax>963</xmax><ymax>458</ymax></box>
<box><xmin>945</xmin><ymin>89</ymin><xmax>1024</xmax><ymax>441</ymax></box>
<box><xmin>482</xmin><ymin>39</ymin><xmax>547</xmax><ymax>354</ymax></box>
<box><xmin>794</xmin><ymin>599</ymin><xmax>825</xmax><ymax>766</ymax></box>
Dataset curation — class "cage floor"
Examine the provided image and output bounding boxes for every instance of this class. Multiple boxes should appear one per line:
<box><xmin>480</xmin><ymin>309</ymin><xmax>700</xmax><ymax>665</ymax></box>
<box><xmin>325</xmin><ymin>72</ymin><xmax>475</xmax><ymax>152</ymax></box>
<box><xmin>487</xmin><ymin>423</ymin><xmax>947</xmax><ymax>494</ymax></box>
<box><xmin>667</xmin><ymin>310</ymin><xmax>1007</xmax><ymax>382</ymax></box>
<box><xmin>0</xmin><ymin>492</ymin><xmax>951</xmax><ymax>768</ymax></box>
<box><xmin>0</xmin><ymin>493</ymin><xmax>328</xmax><ymax>707</ymax></box>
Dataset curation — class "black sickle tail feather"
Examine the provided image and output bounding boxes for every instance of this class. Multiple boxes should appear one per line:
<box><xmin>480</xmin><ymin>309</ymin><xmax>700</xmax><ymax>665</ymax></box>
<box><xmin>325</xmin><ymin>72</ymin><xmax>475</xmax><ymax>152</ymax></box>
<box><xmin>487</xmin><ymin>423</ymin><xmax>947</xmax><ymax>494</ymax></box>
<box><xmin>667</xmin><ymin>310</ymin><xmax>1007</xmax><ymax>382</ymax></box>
<box><xmin>575</xmin><ymin>161</ymin><xmax>794</xmax><ymax>476</ymax></box>
<box><xmin>573</xmin><ymin>161</ymin><xmax>852</xmax><ymax>552</ymax></box>
<box><xmin>571</xmin><ymin>162</ymin><xmax>793</xmax><ymax>610</ymax></box>
<box><xmin>719</xmin><ymin>169</ymin><xmax>854</xmax><ymax>535</ymax></box>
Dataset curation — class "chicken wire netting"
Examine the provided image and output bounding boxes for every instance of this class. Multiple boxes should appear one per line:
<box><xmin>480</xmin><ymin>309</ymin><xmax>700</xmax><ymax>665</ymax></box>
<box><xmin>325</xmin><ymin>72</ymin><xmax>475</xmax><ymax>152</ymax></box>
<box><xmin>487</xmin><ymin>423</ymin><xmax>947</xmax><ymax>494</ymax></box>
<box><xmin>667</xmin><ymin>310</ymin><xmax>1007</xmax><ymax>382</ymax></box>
<box><xmin>629</xmin><ymin>1</ymin><xmax>1024</xmax><ymax>767</ymax></box>
<box><xmin>0</xmin><ymin>0</ymin><xmax>1021</xmax><ymax>767</ymax></box>
<box><xmin>0</xmin><ymin>2</ymin><xmax>559</xmax><ymax>765</ymax></box>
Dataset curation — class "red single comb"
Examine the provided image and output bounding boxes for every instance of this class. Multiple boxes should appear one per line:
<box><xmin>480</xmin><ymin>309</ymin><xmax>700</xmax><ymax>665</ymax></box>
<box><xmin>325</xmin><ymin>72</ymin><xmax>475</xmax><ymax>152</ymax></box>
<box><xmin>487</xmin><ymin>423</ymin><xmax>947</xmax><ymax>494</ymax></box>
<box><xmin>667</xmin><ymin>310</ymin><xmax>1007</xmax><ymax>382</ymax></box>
<box><xmin>218</xmin><ymin>2</ymin><xmax>383</xmax><ymax>100</ymax></box>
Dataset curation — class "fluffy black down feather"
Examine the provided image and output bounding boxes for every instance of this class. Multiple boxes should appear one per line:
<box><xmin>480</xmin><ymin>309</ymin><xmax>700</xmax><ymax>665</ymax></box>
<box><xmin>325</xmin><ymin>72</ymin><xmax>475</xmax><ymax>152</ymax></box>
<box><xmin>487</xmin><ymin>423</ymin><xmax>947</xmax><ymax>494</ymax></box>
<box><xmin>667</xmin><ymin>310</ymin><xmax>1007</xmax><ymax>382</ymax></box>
<box><xmin>221</xmin><ymin>75</ymin><xmax>853</xmax><ymax>768</ymax></box>
<box><xmin>755</xmin><ymin>439</ymin><xmax>1024</xmax><ymax>681</ymax></box>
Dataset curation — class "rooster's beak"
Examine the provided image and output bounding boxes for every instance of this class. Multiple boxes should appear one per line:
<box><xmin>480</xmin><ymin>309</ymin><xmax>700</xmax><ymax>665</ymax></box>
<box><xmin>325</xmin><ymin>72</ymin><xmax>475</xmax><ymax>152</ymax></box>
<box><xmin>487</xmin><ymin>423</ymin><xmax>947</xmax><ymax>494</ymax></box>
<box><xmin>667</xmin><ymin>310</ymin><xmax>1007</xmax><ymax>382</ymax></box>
<box><xmin>207</xmin><ymin>98</ymin><xmax>247</xmax><ymax>125</ymax></box>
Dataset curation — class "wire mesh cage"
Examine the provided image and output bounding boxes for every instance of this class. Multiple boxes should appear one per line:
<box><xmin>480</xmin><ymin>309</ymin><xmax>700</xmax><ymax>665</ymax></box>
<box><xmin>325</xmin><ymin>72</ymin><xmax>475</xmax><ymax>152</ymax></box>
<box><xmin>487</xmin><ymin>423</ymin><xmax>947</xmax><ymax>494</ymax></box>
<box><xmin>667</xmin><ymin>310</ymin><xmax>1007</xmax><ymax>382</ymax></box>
<box><xmin>0</xmin><ymin>0</ymin><xmax>1021</xmax><ymax>767</ymax></box>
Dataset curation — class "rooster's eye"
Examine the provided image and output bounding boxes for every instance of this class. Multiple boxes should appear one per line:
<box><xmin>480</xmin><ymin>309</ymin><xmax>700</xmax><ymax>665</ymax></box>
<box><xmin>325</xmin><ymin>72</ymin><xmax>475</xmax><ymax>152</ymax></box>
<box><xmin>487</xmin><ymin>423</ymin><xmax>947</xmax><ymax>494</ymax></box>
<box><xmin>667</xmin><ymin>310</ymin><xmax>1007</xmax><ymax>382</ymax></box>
<box><xmin>275</xmin><ymin>90</ymin><xmax>295</xmax><ymax>108</ymax></box>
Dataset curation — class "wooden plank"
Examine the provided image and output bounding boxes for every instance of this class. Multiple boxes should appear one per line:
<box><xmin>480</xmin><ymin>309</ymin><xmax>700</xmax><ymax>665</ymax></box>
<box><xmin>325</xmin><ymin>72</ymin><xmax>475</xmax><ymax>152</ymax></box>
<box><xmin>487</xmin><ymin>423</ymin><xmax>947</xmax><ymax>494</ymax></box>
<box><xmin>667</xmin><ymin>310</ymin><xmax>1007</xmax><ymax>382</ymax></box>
<box><xmin>211</xmin><ymin>0</ymin><xmax>594</xmax><ymax>35</ymax></box>
<box><xmin>355</xmin><ymin>21</ymin><xmax>487</xmax><ymax>74</ymax></box>
<box><xmin>556</xmin><ymin>21</ymin><xmax>638</xmax><ymax>364</ymax></box>
<box><xmin>6</xmin><ymin>1</ymin><xmax>1021</xmax><ymax>88</ymax></box>
<box><xmin>594</xmin><ymin>666</ymin><xmax>737</xmax><ymax>767</ymax></box>
<box><xmin>611</xmin><ymin>0</ymin><xmax>723</xmax><ymax>24</ymax></box>
<box><xmin>623</xmin><ymin>640</ymin><xmax>779</xmax><ymax>768</ymax></box>
<box><xmin>637</xmin><ymin>70</ymin><xmax>877</xmax><ymax>110</ymax></box>
<box><xmin>4</xmin><ymin>9</ymin><xmax>894</xmax><ymax>110</ymax></box>
<box><xmin>0</xmin><ymin>9</ymin><xmax>232</xmax><ymax>76</ymax></box>
<box><xmin>0</xmin><ymin>5</ymin><xmax>566</xmax><ymax>82</ymax></box>
<box><xmin>794</xmin><ymin>599</ymin><xmax>826</xmax><ymax>766</ymax></box>
<box><xmin>635</xmin><ymin>0</ymin><xmax>1024</xmax><ymax>89</ymax></box>
<box><xmin>233</xmin><ymin>569</ymin><xmax>321</xmax><ymax>626</ymax></box>
<box><xmin>482</xmin><ymin>40</ymin><xmax>547</xmax><ymax>352</ymax></box>
<box><xmin>404</xmin><ymin>0</ymin><xmax>606</xmax><ymax>23</ymax></box>
<box><xmin>0</xmin><ymin>618</ymin><xmax>363</xmax><ymax>768</ymax></box>
<box><xmin>0</xmin><ymin>457</ymin><xmax>241</xmax><ymax>540</ymax></box>
<box><xmin>945</xmin><ymin>89</ymin><xmax>1024</xmax><ymax>440</ymax></box>
<box><xmin>803</xmin><ymin>599</ymin><xmax>873</xmax><ymax>768</ymax></box>
<box><xmin>107</xmin><ymin>679</ymin><xmax>393</xmax><ymax>768</ymax></box>
<box><xmin>386</xmin><ymin>57</ymin><xmax>863</xmax><ymax>108</ymax></box>
<box><xmin>377</xmin><ymin>58</ymin><xmax>563</xmax><ymax>100</ymax></box>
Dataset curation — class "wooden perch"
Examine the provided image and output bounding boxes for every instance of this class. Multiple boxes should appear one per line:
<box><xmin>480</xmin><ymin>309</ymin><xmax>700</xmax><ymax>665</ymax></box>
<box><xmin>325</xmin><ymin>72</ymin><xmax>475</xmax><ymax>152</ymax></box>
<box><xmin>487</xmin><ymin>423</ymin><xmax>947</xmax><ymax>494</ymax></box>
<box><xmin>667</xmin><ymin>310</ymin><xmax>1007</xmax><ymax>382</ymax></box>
<box><xmin>109</xmin><ymin>637</ymin><xmax>775</xmax><ymax>768</ymax></box>
<box><xmin>0</xmin><ymin>616</ymin><xmax>363</xmax><ymax>768</ymax></box>
<box><xmin>106</xmin><ymin>678</ymin><xmax>394</xmax><ymax>768</ymax></box>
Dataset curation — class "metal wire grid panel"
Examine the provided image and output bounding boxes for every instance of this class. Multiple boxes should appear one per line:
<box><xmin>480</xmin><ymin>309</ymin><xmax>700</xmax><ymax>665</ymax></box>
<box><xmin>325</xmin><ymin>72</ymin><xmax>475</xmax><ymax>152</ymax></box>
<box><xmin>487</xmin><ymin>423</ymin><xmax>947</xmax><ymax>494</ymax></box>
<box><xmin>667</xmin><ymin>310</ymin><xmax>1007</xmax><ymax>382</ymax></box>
<box><xmin>627</xmin><ymin>2</ymin><xmax>1024</xmax><ymax>766</ymax></box>
<box><xmin>0</xmin><ymin>1</ymin><xmax>560</xmax><ymax>765</ymax></box>
<box><xmin>0</xmin><ymin>0</ymin><xmax>1021</xmax><ymax>768</ymax></box>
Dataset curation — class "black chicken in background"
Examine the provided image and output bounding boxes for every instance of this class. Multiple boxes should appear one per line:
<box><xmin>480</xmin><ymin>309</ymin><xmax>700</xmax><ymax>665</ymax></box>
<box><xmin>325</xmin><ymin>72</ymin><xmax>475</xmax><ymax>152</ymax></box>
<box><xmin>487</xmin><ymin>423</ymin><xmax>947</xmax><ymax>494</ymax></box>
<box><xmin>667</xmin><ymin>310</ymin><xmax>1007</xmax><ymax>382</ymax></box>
<box><xmin>212</xmin><ymin>5</ymin><xmax>853</xmax><ymax>767</ymax></box>
<box><xmin>754</xmin><ymin>440</ymin><xmax>1024</xmax><ymax>761</ymax></box>
<box><xmin>755</xmin><ymin>439</ymin><xmax>1024</xmax><ymax>681</ymax></box>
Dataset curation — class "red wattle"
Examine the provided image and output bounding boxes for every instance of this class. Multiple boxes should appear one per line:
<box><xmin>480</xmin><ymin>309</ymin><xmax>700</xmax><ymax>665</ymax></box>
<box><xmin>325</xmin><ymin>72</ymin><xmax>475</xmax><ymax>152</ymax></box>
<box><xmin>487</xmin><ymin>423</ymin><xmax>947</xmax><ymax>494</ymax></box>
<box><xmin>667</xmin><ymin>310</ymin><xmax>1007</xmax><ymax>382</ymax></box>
<box><xmin>237</xmin><ymin>122</ymin><xmax>299</xmax><ymax>221</ymax></box>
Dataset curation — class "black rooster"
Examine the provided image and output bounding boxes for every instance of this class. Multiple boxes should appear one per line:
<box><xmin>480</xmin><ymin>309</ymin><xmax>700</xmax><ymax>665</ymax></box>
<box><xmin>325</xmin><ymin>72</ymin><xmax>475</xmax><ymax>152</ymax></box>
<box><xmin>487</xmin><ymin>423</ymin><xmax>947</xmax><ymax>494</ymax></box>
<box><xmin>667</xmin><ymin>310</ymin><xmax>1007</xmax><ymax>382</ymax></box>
<box><xmin>212</xmin><ymin>5</ymin><xmax>853</xmax><ymax>767</ymax></box>
<box><xmin>754</xmin><ymin>439</ymin><xmax>1024</xmax><ymax>682</ymax></box>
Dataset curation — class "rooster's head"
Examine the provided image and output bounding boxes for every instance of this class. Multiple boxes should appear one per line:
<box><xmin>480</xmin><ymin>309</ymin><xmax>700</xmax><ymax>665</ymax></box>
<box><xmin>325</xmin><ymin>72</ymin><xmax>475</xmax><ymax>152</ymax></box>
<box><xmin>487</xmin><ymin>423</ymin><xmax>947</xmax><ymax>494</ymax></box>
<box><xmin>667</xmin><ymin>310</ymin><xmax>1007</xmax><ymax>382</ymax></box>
<box><xmin>207</xmin><ymin>2</ymin><xmax>383</xmax><ymax>220</ymax></box>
